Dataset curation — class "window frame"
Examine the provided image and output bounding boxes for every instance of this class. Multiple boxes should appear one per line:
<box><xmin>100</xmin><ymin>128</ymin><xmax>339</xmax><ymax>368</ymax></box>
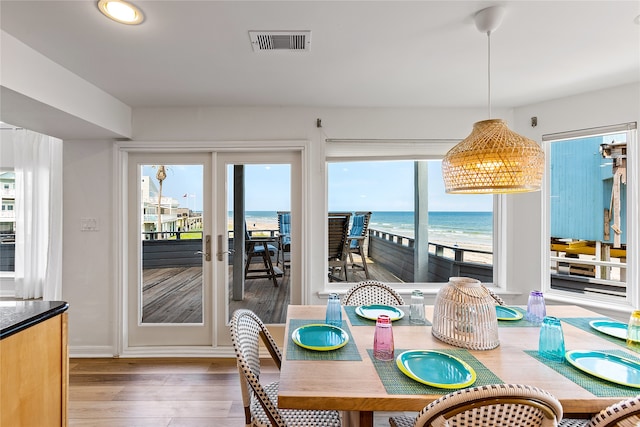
<box><xmin>542</xmin><ymin>122</ymin><xmax>639</xmax><ymax>311</ymax></box>
<box><xmin>324</xmin><ymin>138</ymin><xmax>504</xmax><ymax>293</ymax></box>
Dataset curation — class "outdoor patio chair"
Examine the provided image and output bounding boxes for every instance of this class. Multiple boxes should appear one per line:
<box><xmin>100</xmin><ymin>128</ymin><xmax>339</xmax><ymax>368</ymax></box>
<box><xmin>343</xmin><ymin>280</ymin><xmax>404</xmax><ymax>306</ymax></box>
<box><xmin>328</xmin><ymin>212</ymin><xmax>352</xmax><ymax>282</ymax></box>
<box><xmin>558</xmin><ymin>395</ymin><xmax>640</xmax><ymax>427</ymax></box>
<box><xmin>276</xmin><ymin>211</ymin><xmax>291</xmax><ymax>269</ymax></box>
<box><xmin>229</xmin><ymin>309</ymin><xmax>342</xmax><ymax>427</ymax></box>
<box><xmin>245</xmin><ymin>226</ymin><xmax>280</xmax><ymax>287</ymax></box>
<box><xmin>347</xmin><ymin>211</ymin><xmax>372</xmax><ymax>279</ymax></box>
<box><xmin>389</xmin><ymin>383</ymin><xmax>563</xmax><ymax>427</ymax></box>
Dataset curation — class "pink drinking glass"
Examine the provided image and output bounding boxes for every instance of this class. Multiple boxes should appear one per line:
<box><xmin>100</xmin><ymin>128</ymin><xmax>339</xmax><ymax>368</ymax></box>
<box><xmin>373</xmin><ymin>314</ymin><xmax>394</xmax><ymax>361</ymax></box>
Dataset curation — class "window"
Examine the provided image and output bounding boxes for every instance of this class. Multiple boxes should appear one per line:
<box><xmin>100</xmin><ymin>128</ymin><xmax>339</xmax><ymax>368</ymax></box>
<box><xmin>0</xmin><ymin>170</ymin><xmax>16</xmax><ymax>273</ymax></box>
<box><xmin>545</xmin><ymin>123</ymin><xmax>636</xmax><ymax>303</ymax></box>
<box><xmin>327</xmin><ymin>158</ymin><xmax>494</xmax><ymax>285</ymax></box>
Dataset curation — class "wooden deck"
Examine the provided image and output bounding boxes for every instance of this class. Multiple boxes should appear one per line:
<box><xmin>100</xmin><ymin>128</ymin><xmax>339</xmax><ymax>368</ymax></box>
<box><xmin>142</xmin><ymin>253</ymin><xmax>399</xmax><ymax>325</ymax></box>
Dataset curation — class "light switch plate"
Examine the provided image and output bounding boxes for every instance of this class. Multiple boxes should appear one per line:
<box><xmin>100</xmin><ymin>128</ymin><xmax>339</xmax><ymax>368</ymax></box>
<box><xmin>80</xmin><ymin>218</ymin><xmax>99</xmax><ymax>231</ymax></box>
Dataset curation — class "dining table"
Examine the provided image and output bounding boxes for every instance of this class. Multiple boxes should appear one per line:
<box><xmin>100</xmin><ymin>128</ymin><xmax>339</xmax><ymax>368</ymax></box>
<box><xmin>278</xmin><ymin>304</ymin><xmax>640</xmax><ymax>427</ymax></box>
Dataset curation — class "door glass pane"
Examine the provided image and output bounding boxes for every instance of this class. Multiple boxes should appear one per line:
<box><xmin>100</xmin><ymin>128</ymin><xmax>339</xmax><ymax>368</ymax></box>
<box><xmin>327</xmin><ymin>160</ymin><xmax>493</xmax><ymax>284</ymax></box>
<box><xmin>140</xmin><ymin>164</ymin><xmax>204</xmax><ymax>323</ymax></box>
<box><xmin>549</xmin><ymin>132</ymin><xmax>628</xmax><ymax>297</ymax></box>
<box><xmin>227</xmin><ymin>163</ymin><xmax>291</xmax><ymax>324</ymax></box>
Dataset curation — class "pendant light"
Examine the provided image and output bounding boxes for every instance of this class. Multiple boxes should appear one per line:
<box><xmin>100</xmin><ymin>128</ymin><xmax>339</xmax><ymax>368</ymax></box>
<box><xmin>442</xmin><ymin>6</ymin><xmax>544</xmax><ymax>194</ymax></box>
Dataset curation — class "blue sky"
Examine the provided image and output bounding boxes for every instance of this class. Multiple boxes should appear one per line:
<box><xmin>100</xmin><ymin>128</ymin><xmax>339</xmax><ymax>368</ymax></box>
<box><xmin>144</xmin><ymin>161</ymin><xmax>492</xmax><ymax>212</ymax></box>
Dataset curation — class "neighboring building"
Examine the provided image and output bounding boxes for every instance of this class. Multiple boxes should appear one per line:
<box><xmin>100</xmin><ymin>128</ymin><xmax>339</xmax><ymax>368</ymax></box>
<box><xmin>0</xmin><ymin>171</ymin><xmax>15</xmax><ymax>234</ymax></box>
<box><xmin>141</xmin><ymin>175</ymin><xmax>181</xmax><ymax>237</ymax></box>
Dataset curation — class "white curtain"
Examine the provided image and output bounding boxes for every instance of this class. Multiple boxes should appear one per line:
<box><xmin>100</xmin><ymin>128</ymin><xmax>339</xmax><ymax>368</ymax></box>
<box><xmin>13</xmin><ymin>129</ymin><xmax>63</xmax><ymax>300</ymax></box>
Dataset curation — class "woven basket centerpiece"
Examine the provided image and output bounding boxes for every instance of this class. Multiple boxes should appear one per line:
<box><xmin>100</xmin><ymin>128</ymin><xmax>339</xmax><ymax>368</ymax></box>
<box><xmin>432</xmin><ymin>277</ymin><xmax>500</xmax><ymax>350</ymax></box>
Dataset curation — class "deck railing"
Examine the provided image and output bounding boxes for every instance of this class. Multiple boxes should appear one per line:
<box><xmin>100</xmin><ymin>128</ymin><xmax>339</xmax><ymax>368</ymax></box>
<box><xmin>367</xmin><ymin>228</ymin><xmax>494</xmax><ymax>283</ymax></box>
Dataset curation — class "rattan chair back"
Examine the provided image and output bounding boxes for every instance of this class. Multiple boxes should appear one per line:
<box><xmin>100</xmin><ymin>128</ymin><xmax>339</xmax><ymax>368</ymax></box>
<box><xmin>389</xmin><ymin>384</ymin><xmax>563</xmax><ymax>427</ymax></box>
<box><xmin>343</xmin><ymin>280</ymin><xmax>405</xmax><ymax>306</ymax></box>
<box><xmin>586</xmin><ymin>395</ymin><xmax>640</xmax><ymax>427</ymax></box>
<box><xmin>230</xmin><ymin>309</ymin><xmax>341</xmax><ymax>427</ymax></box>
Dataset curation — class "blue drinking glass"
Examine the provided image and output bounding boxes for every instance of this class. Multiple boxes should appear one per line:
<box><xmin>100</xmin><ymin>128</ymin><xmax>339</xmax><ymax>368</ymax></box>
<box><xmin>538</xmin><ymin>316</ymin><xmax>565</xmax><ymax>362</ymax></box>
<box><xmin>325</xmin><ymin>293</ymin><xmax>342</xmax><ymax>327</ymax></box>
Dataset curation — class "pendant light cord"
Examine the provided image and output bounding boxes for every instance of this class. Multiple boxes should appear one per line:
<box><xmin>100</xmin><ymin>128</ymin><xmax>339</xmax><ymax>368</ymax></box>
<box><xmin>487</xmin><ymin>30</ymin><xmax>492</xmax><ymax>119</ymax></box>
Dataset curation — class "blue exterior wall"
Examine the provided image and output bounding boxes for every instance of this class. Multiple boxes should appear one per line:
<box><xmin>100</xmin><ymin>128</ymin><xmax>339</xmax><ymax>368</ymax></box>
<box><xmin>550</xmin><ymin>136</ymin><xmax>627</xmax><ymax>244</ymax></box>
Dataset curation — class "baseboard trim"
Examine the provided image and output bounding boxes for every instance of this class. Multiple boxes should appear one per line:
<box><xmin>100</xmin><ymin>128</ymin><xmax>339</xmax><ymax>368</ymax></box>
<box><xmin>69</xmin><ymin>345</ymin><xmax>116</xmax><ymax>358</ymax></box>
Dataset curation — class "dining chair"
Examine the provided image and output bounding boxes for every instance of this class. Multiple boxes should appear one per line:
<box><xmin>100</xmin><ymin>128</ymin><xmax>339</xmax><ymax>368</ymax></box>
<box><xmin>558</xmin><ymin>395</ymin><xmax>640</xmax><ymax>427</ymax></box>
<box><xmin>229</xmin><ymin>309</ymin><xmax>342</xmax><ymax>427</ymax></box>
<box><xmin>347</xmin><ymin>211</ymin><xmax>372</xmax><ymax>279</ymax></box>
<box><xmin>388</xmin><ymin>383</ymin><xmax>563</xmax><ymax>427</ymax></box>
<box><xmin>343</xmin><ymin>280</ymin><xmax>405</xmax><ymax>306</ymax></box>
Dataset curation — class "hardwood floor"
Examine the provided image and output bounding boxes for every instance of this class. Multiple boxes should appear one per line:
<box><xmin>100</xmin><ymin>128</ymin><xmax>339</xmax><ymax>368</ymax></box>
<box><xmin>68</xmin><ymin>358</ymin><xmax>413</xmax><ymax>426</ymax></box>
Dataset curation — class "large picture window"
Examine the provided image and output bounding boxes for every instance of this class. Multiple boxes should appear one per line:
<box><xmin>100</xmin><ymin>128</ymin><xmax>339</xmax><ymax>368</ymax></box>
<box><xmin>327</xmin><ymin>159</ymin><xmax>494</xmax><ymax>285</ymax></box>
<box><xmin>545</xmin><ymin>123</ymin><xmax>636</xmax><ymax>302</ymax></box>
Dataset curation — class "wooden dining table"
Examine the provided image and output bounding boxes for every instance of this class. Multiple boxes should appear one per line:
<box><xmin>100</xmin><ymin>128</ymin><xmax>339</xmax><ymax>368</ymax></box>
<box><xmin>278</xmin><ymin>304</ymin><xmax>640</xmax><ymax>427</ymax></box>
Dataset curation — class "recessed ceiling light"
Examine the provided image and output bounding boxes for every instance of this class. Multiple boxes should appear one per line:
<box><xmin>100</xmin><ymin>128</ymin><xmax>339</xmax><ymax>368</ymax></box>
<box><xmin>97</xmin><ymin>0</ymin><xmax>144</xmax><ymax>25</ymax></box>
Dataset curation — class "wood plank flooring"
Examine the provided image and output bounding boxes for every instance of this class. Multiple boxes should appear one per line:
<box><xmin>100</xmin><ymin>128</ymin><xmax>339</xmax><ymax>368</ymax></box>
<box><xmin>68</xmin><ymin>358</ymin><xmax>413</xmax><ymax>426</ymax></box>
<box><xmin>143</xmin><ymin>267</ymin><xmax>204</xmax><ymax>323</ymax></box>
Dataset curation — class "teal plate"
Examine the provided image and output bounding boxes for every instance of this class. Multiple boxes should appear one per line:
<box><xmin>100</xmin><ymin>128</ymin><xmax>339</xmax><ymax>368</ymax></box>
<box><xmin>589</xmin><ymin>319</ymin><xmax>628</xmax><ymax>340</ymax></box>
<box><xmin>495</xmin><ymin>306</ymin><xmax>523</xmax><ymax>321</ymax></box>
<box><xmin>396</xmin><ymin>350</ymin><xmax>477</xmax><ymax>389</ymax></box>
<box><xmin>355</xmin><ymin>304</ymin><xmax>405</xmax><ymax>321</ymax></box>
<box><xmin>291</xmin><ymin>324</ymin><xmax>349</xmax><ymax>351</ymax></box>
<box><xmin>565</xmin><ymin>350</ymin><xmax>640</xmax><ymax>388</ymax></box>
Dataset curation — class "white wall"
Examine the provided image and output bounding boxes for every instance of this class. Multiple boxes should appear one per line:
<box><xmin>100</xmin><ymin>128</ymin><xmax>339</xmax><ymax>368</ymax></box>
<box><xmin>63</xmin><ymin>140</ymin><xmax>115</xmax><ymax>355</ymax></box>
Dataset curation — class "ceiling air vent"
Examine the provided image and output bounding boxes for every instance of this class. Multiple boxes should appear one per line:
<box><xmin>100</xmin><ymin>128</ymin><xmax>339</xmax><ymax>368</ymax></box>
<box><xmin>249</xmin><ymin>31</ymin><xmax>311</xmax><ymax>52</ymax></box>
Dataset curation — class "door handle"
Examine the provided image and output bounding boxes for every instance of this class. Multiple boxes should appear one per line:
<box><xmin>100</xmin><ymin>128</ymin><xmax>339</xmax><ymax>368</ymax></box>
<box><xmin>216</xmin><ymin>234</ymin><xmax>232</xmax><ymax>261</ymax></box>
<box><xmin>196</xmin><ymin>235</ymin><xmax>212</xmax><ymax>261</ymax></box>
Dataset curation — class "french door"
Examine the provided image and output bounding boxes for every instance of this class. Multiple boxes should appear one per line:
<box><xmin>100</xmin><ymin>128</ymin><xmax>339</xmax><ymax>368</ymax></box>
<box><xmin>127</xmin><ymin>152</ymin><xmax>213</xmax><ymax>347</ymax></box>
<box><xmin>124</xmin><ymin>148</ymin><xmax>302</xmax><ymax>351</ymax></box>
<box><xmin>214</xmin><ymin>151</ymin><xmax>302</xmax><ymax>347</ymax></box>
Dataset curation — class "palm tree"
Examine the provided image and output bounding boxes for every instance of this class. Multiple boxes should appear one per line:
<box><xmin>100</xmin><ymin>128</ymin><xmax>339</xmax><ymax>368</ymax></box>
<box><xmin>155</xmin><ymin>165</ymin><xmax>167</xmax><ymax>237</ymax></box>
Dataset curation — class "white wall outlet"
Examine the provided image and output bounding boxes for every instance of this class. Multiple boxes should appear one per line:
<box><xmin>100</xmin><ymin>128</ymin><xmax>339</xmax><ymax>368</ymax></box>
<box><xmin>80</xmin><ymin>218</ymin><xmax>99</xmax><ymax>231</ymax></box>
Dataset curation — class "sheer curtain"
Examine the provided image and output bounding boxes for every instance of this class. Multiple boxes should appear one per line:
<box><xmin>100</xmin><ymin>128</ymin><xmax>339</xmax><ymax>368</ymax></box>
<box><xmin>13</xmin><ymin>129</ymin><xmax>63</xmax><ymax>300</ymax></box>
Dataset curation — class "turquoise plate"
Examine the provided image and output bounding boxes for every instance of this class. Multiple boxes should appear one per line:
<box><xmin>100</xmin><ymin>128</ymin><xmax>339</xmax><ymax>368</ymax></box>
<box><xmin>396</xmin><ymin>350</ymin><xmax>477</xmax><ymax>389</ymax></box>
<box><xmin>495</xmin><ymin>305</ymin><xmax>523</xmax><ymax>321</ymax></box>
<box><xmin>355</xmin><ymin>304</ymin><xmax>405</xmax><ymax>321</ymax></box>
<box><xmin>291</xmin><ymin>324</ymin><xmax>349</xmax><ymax>351</ymax></box>
<box><xmin>589</xmin><ymin>319</ymin><xmax>628</xmax><ymax>340</ymax></box>
<box><xmin>565</xmin><ymin>350</ymin><xmax>640</xmax><ymax>388</ymax></box>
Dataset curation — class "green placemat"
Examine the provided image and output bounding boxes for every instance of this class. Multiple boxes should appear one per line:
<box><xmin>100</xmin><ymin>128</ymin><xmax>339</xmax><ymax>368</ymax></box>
<box><xmin>286</xmin><ymin>319</ymin><xmax>362</xmax><ymax>361</ymax></box>
<box><xmin>524</xmin><ymin>349</ymin><xmax>640</xmax><ymax>397</ymax></box>
<box><xmin>560</xmin><ymin>317</ymin><xmax>636</xmax><ymax>353</ymax></box>
<box><xmin>368</xmin><ymin>348</ymin><xmax>503</xmax><ymax>395</ymax></box>
<box><xmin>344</xmin><ymin>305</ymin><xmax>431</xmax><ymax>326</ymax></box>
<box><xmin>497</xmin><ymin>306</ymin><xmax>540</xmax><ymax>327</ymax></box>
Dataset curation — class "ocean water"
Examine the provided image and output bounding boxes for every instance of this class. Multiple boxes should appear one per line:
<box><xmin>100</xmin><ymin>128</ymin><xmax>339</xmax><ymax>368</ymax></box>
<box><xmin>241</xmin><ymin>210</ymin><xmax>492</xmax><ymax>249</ymax></box>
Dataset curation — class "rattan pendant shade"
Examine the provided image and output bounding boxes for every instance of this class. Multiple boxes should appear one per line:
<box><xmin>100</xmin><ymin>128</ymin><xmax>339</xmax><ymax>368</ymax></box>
<box><xmin>442</xmin><ymin>6</ymin><xmax>544</xmax><ymax>194</ymax></box>
<box><xmin>442</xmin><ymin>118</ymin><xmax>544</xmax><ymax>194</ymax></box>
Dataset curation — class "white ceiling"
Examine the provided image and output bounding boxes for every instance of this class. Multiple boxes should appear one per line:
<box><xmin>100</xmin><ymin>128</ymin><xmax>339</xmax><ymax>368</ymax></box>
<box><xmin>1</xmin><ymin>0</ymin><xmax>639</xmax><ymax>111</ymax></box>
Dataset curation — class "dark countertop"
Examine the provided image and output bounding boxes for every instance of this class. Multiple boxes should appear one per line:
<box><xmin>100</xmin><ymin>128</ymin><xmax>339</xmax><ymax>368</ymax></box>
<box><xmin>0</xmin><ymin>300</ymin><xmax>69</xmax><ymax>340</ymax></box>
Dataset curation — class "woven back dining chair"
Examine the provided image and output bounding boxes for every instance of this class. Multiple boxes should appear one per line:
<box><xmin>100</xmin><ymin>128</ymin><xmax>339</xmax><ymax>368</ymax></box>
<box><xmin>343</xmin><ymin>280</ymin><xmax>405</xmax><ymax>306</ymax></box>
<box><xmin>229</xmin><ymin>309</ymin><xmax>342</xmax><ymax>427</ymax></box>
<box><xmin>558</xmin><ymin>395</ymin><xmax>640</xmax><ymax>427</ymax></box>
<box><xmin>389</xmin><ymin>383</ymin><xmax>563</xmax><ymax>427</ymax></box>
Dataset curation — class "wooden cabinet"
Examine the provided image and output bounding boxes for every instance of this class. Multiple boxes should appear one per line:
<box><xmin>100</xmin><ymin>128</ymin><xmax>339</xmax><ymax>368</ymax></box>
<box><xmin>1</xmin><ymin>303</ymin><xmax>68</xmax><ymax>427</ymax></box>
